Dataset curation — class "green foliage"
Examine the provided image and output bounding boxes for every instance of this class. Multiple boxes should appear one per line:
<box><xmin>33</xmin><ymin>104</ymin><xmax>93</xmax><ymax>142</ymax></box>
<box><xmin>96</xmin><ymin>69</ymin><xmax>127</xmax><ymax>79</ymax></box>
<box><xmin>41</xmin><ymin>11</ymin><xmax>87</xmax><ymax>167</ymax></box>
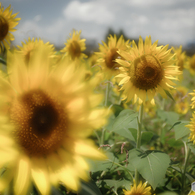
<box><xmin>128</xmin><ymin>149</ymin><xmax>171</xmax><ymax>189</ymax></box>
<box><xmin>173</xmin><ymin>121</ymin><xmax>191</xmax><ymax>140</ymax></box>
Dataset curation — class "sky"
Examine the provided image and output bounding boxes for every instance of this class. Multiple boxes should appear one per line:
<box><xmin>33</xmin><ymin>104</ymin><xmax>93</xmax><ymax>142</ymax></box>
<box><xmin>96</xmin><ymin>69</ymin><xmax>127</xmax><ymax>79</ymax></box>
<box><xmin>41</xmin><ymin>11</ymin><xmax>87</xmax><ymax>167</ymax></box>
<box><xmin>1</xmin><ymin>0</ymin><xmax>195</xmax><ymax>49</ymax></box>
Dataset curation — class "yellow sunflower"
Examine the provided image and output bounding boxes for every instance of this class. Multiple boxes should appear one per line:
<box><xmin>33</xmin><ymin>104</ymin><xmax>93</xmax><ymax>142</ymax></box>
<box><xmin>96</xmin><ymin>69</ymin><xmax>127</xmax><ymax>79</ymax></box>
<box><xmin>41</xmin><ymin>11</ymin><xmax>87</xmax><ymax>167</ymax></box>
<box><xmin>172</xmin><ymin>86</ymin><xmax>189</xmax><ymax>114</ymax></box>
<box><xmin>95</xmin><ymin>34</ymin><xmax>130</xmax><ymax>79</ymax></box>
<box><xmin>186</xmin><ymin>54</ymin><xmax>195</xmax><ymax>75</ymax></box>
<box><xmin>188</xmin><ymin>90</ymin><xmax>195</xmax><ymax>109</ymax></box>
<box><xmin>172</xmin><ymin>45</ymin><xmax>186</xmax><ymax>71</ymax></box>
<box><xmin>116</xmin><ymin>36</ymin><xmax>181</xmax><ymax>105</ymax></box>
<box><xmin>0</xmin><ymin>3</ymin><xmax>20</xmax><ymax>52</ymax></box>
<box><xmin>0</xmin><ymin>46</ymin><xmax>110</xmax><ymax>194</ymax></box>
<box><xmin>60</xmin><ymin>30</ymin><xmax>87</xmax><ymax>61</ymax></box>
<box><xmin>186</xmin><ymin>113</ymin><xmax>195</xmax><ymax>145</ymax></box>
<box><xmin>17</xmin><ymin>37</ymin><xmax>55</xmax><ymax>64</ymax></box>
<box><xmin>123</xmin><ymin>181</ymin><xmax>153</xmax><ymax>195</ymax></box>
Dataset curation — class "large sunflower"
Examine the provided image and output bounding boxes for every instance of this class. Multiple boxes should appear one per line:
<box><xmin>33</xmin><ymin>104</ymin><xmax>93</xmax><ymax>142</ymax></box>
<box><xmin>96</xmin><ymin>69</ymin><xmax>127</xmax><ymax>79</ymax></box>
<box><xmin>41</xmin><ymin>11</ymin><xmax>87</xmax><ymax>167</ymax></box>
<box><xmin>0</xmin><ymin>3</ymin><xmax>20</xmax><ymax>52</ymax></box>
<box><xmin>95</xmin><ymin>34</ymin><xmax>130</xmax><ymax>79</ymax></box>
<box><xmin>116</xmin><ymin>36</ymin><xmax>180</xmax><ymax>105</ymax></box>
<box><xmin>0</xmin><ymin>46</ymin><xmax>109</xmax><ymax>194</ymax></box>
<box><xmin>60</xmin><ymin>30</ymin><xmax>87</xmax><ymax>61</ymax></box>
<box><xmin>123</xmin><ymin>181</ymin><xmax>153</xmax><ymax>195</ymax></box>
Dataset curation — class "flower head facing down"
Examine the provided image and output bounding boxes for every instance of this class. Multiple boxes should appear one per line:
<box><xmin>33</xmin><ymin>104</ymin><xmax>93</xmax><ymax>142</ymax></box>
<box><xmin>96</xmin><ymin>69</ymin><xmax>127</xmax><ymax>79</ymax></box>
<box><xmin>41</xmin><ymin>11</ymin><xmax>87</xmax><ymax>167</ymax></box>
<box><xmin>0</xmin><ymin>3</ymin><xmax>20</xmax><ymax>52</ymax></box>
<box><xmin>116</xmin><ymin>36</ymin><xmax>181</xmax><ymax>105</ymax></box>
<box><xmin>60</xmin><ymin>30</ymin><xmax>87</xmax><ymax>61</ymax></box>
<box><xmin>95</xmin><ymin>34</ymin><xmax>130</xmax><ymax>79</ymax></box>
<box><xmin>123</xmin><ymin>181</ymin><xmax>152</xmax><ymax>195</ymax></box>
<box><xmin>0</xmin><ymin>46</ymin><xmax>110</xmax><ymax>194</ymax></box>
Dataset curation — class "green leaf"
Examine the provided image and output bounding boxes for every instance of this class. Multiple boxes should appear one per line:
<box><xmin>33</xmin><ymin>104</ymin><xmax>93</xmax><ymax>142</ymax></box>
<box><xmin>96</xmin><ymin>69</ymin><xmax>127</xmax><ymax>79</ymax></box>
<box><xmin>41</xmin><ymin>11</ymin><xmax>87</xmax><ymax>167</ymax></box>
<box><xmin>158</xmin><ymin>192</ymin><xmax>178</xmax><ymax>195</ymax></box>
<box><xmin>104</xmin><ymin>179</ymin><xmax>131</xmax><ymax>193</ymax></box>
<box><xmin>128</xmin><ymin>149</ymin><xmax>170</xmax><ymax>189</ymax></box>
<box><xmin>164</xmin><ymin>89</ymin><xmax>175</xmax><ymax>102</ymax></box>
<box><xmin>187</xmin><ymin>142</ymin><xmax>195</xmax><ymax>155</ymax></box>
<box><xmin>157</xmin><ymin>110</ymin><xmax>180</xmax><ymax>126</ymax></box>
<box><xmin>167</xmin><ymin>138</ymin><xmax>183</xmax><ymax>148</ymax></box>
<box><xmin>88</xmin><ymin>152</ymin><xmax>119</xmax><ymax>172</ymax></box>
<box><xmin>111</xmin><ymin>109</ymin><xmax>138</xmax><ymax>141</ymax></box>
<box><xmin>111</xmin><ymin>104</ymin><xmax>124</xmax><ymax>117</ymax></box>
<box><xmin>79</xmin><ymin>180</ymin><xmax>103</xmax><ymax>195</ymax></box>
<box><xmin>141</xmin><ymin>131</ymin><xmax>154</xmax><ymax>145</ymax></box>
<box><xmin>174</xmin><ymin>121</ymin><xmax>190</xmax><ymax>140</ymax></box>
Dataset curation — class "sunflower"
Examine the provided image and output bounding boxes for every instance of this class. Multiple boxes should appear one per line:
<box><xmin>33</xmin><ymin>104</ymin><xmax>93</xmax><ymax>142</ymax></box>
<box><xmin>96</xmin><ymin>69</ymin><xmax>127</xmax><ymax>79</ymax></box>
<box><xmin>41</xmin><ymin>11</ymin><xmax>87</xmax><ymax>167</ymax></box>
<box><xmin>172</xmin><ymin>45</ymin><xmax>186</xmax><ymax>71</ymax></box>
<box><xmin>123</xmin><ymin>181</ymin><xmax>153</xmax><ymax>195</ymax></box>
<box><xmin>95</xmin><ymin>34</ymin><xmax>130</xmax><ymax>79</ymax></box>
<box><xmin>60</xmin><ymin>30</ymin><xmax>87</xmax><ymax>61</ymax></box>
<box><xmin>0</xmin><ymin>3</ymin><xmax>20</xmax><ymax>52</ymax></box>
<box><xmin>188</xmin><ymin>90</ymin><xmax>195</xmax><ymax>109</ymax></box>
<box><xmin>186</xmin><ymin>113</ymin><xmax>195</xmax><ymax>145</ymax></box>
<box><xmin>0</xmin><ymin>46</ymin><xmax>110</xmax><ymax>194</ymax></box>
<box><xmin>17</xmin><ymin>37</ymin><xmax>55</xmax><ymax>64</ymax></box>
<box><xmin>186</xmin><ymin>54</ymin><xmax>195</xmax><ymax>75</ymax></box>
<box><xmin>172</xmin><ymin>86</ymin><xmax>189</xmax><ymax>114</ymax></box>
<box><xmin>116</xmin><ymin>36</ymin><xmax>181</xmax><ymax>105</ymax></box>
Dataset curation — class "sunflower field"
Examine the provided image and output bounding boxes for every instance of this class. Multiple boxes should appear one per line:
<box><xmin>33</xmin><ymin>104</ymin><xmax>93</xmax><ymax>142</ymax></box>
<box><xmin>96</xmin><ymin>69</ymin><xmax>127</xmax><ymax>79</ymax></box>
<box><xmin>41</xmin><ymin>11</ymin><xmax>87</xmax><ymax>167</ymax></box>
<box><xmin>1</xmin><ymin>3</ymin><xmax>195</xmax><ymax>195</ymax></box>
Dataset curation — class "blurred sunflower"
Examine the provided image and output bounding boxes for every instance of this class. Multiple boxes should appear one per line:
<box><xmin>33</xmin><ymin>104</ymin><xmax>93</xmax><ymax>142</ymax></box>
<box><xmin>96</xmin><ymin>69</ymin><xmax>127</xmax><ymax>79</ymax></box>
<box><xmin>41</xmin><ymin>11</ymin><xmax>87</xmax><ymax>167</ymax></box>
<box><xmin>186</xmin><ymin>113</ymin><xmax>195</xmax><ymax>145</ymax></box>
<box><xmin>17</xmin><ymin>37</ymin><xmax>55</xmax><ymax>63</ymax></box>
<box><xmin>95</xmin><ymin>34</ymin><xmax>129</xmax><ymax>79</ymax></box>
<box><xmin>116</xmin><ymin>36</ymin><xmax>180</xmax><ymax>105</ymax></box>
<box><xmin>172</xmin><ymin>86</ymin><xmax>189</xmax><ymax>114</ymax></box>
<box><xmin>0</xmin><ymin>46</ymin><xmax>109</xmax><ymax>194</ymax></box>
<box><xmin>0</xmin><ymin>3</ymin><xmax>20</xmax><ymax>52</ymax></box>
<box><xmin>123</xmin><ymin>181</ymin><xmax>152</xmax><ymax>195</ymax></box>
<box><xmin>172</xmin><ymin>45</ymin><xmax>186</xmax><ymax>71</ymax></box>
<box><xmin>186</xmin><ymin>54</ymin><xmax>195</xmax><ymax>75</ymax></box>
<box><xmin>60</xmin><ymin>30</ymin><xmax>87</xmax><ymax>61</ymax></box>
<box><xmin>188</xmin><ymin>90</ymin><xmax>195</xmax><ymax>109</ymax></box>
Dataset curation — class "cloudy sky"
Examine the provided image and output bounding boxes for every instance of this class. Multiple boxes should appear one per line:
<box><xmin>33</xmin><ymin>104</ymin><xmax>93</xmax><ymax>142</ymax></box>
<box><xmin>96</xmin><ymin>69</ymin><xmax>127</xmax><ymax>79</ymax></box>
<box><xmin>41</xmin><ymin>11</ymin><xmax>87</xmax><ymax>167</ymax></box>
<box><xmin>2</xmin><ymin>0</ymin><xmax>195</xmax><ymax>49</ymax></box>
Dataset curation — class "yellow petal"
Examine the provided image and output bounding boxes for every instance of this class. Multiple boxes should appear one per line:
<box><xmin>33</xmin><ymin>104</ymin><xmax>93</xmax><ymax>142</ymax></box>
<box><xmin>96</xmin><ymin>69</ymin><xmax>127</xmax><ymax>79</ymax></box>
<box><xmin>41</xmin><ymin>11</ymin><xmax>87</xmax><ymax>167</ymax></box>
<box><xmin>14</xmin><ymin>156</ymin><xmax>30</xmax><ymax>195</ymax></box>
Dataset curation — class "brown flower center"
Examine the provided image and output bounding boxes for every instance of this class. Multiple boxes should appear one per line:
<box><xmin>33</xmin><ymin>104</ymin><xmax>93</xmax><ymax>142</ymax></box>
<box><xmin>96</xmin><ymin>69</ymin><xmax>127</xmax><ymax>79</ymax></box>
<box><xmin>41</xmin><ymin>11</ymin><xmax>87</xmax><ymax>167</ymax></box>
<box><xmin>0</xmin><ymin>16</ymin><xmax>9</xmax><ymax>41</ymax></box>
<box><xmin>105</xmin><ymin>48</ymin><xmax>120</xmax><ymax>70</ymax></box>
<box><xmin>69</xmin><ymin>40</ymin><xmax>81</xmax><ymax>60</ymax></box>
<box><xmin>10</xmin><ymin>89</ymin><xmax>68</xmax><ymax>156</ymax></box>
<box><xmin>130</xmin><ymin>54</ymin><xmax>164</xmax><ymax>90</ymax></box>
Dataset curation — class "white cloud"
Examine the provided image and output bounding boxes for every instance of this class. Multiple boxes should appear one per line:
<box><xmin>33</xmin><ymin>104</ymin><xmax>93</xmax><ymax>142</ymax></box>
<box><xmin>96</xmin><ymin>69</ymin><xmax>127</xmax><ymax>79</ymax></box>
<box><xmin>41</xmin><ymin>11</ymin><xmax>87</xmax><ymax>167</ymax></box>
<box><xmin>64</xmin><ymin>0</ymin><xmax>114</xmax><ymax>24</ymax></box>
<box><xmin>33</xmin><ymin>15</ymin><xmax>42</xmax><ymax>22</ymax></box>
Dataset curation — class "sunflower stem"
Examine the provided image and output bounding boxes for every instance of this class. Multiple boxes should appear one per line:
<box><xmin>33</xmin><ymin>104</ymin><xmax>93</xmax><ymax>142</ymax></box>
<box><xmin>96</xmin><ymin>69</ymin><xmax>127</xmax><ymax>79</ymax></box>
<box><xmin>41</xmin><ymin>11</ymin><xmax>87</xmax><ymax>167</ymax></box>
<box><xmin>101</xmin><ymin>81</ymin><xmax>110</xmax><ymax>146</ymax></box>
<box><xmin>181</xmin><ymin>141</ymin><xmax>191</xmax><ymax>195</ymax></box>
<box><xmin>135</xmin><ymin>103</ymin><xmax>144</xmax><ymax>186</ymax></box>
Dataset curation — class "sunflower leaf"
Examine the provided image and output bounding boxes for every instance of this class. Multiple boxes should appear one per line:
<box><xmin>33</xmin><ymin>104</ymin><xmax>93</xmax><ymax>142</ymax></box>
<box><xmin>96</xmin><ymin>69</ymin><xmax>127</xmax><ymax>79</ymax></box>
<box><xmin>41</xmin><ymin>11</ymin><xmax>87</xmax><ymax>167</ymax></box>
<box><xmin>111</xmin><ymin>109</ymin><xmax>138</xmax><ymax>141</ymax></box>
<box><xmin>128</xmin><ymin>149</ymin><xmax>170</xmax><ymax>189</ymax></box>
<box><xmin>164</xmin><ymin>89</ymin><xmax>175</xmax><ymax>102</ymax></box>
<box><xmin>173</xmin><ymin>121</ymin><xmax>190</xmax><ymax>140</ymax></box>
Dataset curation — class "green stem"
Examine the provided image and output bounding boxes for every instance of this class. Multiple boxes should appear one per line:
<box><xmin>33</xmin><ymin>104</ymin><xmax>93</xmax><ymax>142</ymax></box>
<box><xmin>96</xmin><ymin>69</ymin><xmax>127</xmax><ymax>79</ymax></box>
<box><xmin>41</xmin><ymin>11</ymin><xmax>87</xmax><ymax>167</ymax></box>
<box><xmin>181</xmin><ymin>141</ymin><xmax>191</xmax><ymax>195</ymax></box>
<box><xmin>135</xmin><ymin>104</ymin><xmax>144</xmax><ymax>185</ymax></box>
<box><xmin>101</xmin><ymin>82</ymin><xmax>110</xmax><ymax>146</ymax></box>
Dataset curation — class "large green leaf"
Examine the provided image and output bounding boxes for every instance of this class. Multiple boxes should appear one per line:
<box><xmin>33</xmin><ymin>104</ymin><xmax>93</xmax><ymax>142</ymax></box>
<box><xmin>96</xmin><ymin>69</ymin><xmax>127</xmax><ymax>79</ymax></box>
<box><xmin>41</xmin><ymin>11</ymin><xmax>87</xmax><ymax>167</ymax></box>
<box><xmin>88</xmin><ymin>152</ymin><xmax>119</xmax><ymax>172</ymax></box>
<box><xmin>128</xmin><ymin>149</ymin><xmax>170</xmax><ymax>189</ymax></box>
<box><xmin>173</xmin><ymin>121</ymin><xmax>190</xmax><ymax>140</ymax></box>
<box><xmin>157</xmin><ymin>110</ymin><xmax>180</xmax><ymax>126</ymax></box>
<box><xmin>158</xmin><ymin>192</ymin><xmax>178</xmax><ymax>195</ymax></box>
<box><xmin>111</xmin><ymin>109</ymin><xmax>138</xmax><ymax>141</ymax></box>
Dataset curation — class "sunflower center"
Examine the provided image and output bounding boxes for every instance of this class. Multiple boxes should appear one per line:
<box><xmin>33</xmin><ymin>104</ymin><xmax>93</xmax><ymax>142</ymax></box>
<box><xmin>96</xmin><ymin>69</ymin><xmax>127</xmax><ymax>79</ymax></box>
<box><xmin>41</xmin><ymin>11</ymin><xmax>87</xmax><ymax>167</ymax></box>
<box><xmin>129</xmin><ymin>54</ymin><xmax>164</xmax><ymax>90</ymax></box>
<box><xmin>10</xmin><ymin>89</ymin><xmax>68</xmax><ymax>156</ymax></box>
<box><xmin>69</xmin><ymin>40</ymin><xmax>81</xmax><ymax>60</ymax></box>
<box><xmin>105</xmin><ymin>48</ymin><xmax>120</xmax><ymax>70</ymax></box>
<box><xmin>0</xmin><ymin>16</ymin><xmax>9</xmax><ymax>41</ymax></box>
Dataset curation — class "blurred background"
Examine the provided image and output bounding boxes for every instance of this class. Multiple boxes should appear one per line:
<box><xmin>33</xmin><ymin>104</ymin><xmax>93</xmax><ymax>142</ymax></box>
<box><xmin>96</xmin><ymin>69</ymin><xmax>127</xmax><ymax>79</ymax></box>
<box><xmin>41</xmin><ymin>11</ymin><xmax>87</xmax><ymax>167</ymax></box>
<box><xmin>2</xmin><ymin>0</ymin><xmax>195</xmax><ymax>55</ymax></box>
